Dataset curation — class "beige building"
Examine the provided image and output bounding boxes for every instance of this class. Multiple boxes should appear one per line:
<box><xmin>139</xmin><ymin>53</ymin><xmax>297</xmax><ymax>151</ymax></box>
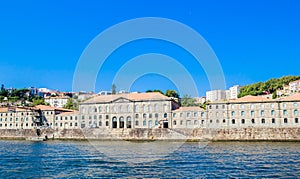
<box><xmin>79</xmin><ymin>92</ymin><xmax>180</xmax><ymax>129</ymax></box>
<box><xmin>207</xmin><ymin>94</ymin><xmax>300</xmax><ymax>129</ymax></box>
<box><xmin>0</xmin><ymin>105</ymin><xmax>74</xmax><ymax>130</ymax></box>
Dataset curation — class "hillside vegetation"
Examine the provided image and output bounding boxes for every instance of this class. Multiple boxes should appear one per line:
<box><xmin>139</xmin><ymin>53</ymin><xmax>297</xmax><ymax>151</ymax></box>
<box><xmin>238</xmin><ymin>76</ymin><xmax>300</xmax><ymax>98</ymax></box>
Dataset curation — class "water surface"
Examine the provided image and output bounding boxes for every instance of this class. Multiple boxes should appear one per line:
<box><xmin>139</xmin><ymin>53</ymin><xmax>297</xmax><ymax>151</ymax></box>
<box><xmin>0</xmin><ymin>140</ymin><xmax>299</xmax><ymax>178</ymax></box>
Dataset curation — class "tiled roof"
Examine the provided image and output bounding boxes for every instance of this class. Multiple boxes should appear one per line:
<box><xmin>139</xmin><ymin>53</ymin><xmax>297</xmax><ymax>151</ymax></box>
<box><xmin>230</xmin><ymin>95</ymin><xmax>271</xmax><ymax>103</ymax></box>
<box><xmin>56</xmin><ymin>111</ymin><xmax>79</xmax><ymax>116</ymax></box>
<box><xmin>289</xmin><ymin>79</ymin><xmax>300</xmax><ymax>84</ymax></box>
<box><xmin>82</xmin><ymin>92</ymin><xmax>169</xmax><ymax>104</ymax></box>
<box><xmin>173</xmin><ymin>106</ymin><xmax>204</xmax><ymax>112</ymax></box>
<box><xmin>280</xmin><ymin>93</ymin><xmax>300</xmax><ymax>101</ymax></box>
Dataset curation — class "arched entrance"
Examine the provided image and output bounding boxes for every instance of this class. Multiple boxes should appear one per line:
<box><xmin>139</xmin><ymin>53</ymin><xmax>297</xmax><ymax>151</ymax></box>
<box><xmin>126</xmin><ymin>116</ymin><xmax>132</xmax><ymax>128</ymax></box>
<box><xmin>112</xmin><ymin>116</ymin><xmax>117</xmax><ymax>128</ymax></box>
<box><xmin>119</xmin><ymin>116</ymin><xmax>124</xmax><ymax>128</ymax></box>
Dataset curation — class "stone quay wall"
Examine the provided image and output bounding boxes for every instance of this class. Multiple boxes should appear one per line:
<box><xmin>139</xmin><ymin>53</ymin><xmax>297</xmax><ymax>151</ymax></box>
<box><xmin>0</xmin><ymin>128</ymin><xmax>300</xmax><ymax>141</ymax></box>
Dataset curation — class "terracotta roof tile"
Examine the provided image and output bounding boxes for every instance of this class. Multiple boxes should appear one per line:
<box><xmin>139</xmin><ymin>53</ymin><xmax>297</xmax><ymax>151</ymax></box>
<box><xmin>83</xmin><ymin>92</ymin><xmax>169</xmax><ymax>103</ymax></box>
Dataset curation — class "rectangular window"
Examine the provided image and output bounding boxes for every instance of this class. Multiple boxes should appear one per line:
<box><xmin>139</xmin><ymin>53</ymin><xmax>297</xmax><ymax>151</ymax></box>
<box><xmin>261</xmin><ymin>110</ymin><xmax>264</xmax><ymax>117</ymax></box>
<box><xmin>284</xmin><ymin>118</ymin><xmax>288</xmax><ymax>123</ymax></box>
<box><xmin>295</xmin><ymin>118</ymin><xmax>299</xmax><ymax>123</ymax></box>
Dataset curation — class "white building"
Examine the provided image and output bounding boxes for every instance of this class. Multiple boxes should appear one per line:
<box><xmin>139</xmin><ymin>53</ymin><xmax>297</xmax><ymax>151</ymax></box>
<box><xmin>289</xmin><ymin>80</ymin><xmax>300</xmax><ymax>93</ymax></box>
<box><xmin>229</xmin><ymin>85</ymin><xmax>242</xmax><ymax>99</ymax></box>
<box><xmin>206</xmin><ymin>90</ymin><xmax>228</xmax><ymax>102</ymax></box>
<box><xmin>45</xmin><ymin>96</ymin><xmax>70</xmax><ymax>108</ymax></box>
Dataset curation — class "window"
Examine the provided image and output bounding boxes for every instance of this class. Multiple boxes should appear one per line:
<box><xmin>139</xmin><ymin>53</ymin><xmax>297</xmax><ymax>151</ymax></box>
<box><xmin>113</xmin><ymin>106</ymin><xmax>117</xmax><ymax>112</ymax></box>
<box><xmin>106</xmin><ymin>106</ymin><xmax>109</xmax><ymax>113</ymax></box>
<box><xmin>272</xmin><ymin>118</ymin><xmax>275</xmax><ymax>124</ymax></box>
<box><xmin>222</xmin><ymin>105</ymin><xmax>225</xmax><ymax>109</ymax></box>
<box><xmin>294</xmin><ymin>103</ymin><xmax>298</xmax><ymax>107</ymax></box>
<box><xmin>295</xmin><ymin>118</ymin><xmax>299</xmax><ymax>123</ymax></box>
<box><xmin>120</xmin><ymin>105</ymin><xmax>124</xmax><ymax>112</ymax></box>
<box><xmin>271</xmin><ymin>110</ymin><xmax>275</xmax><ymax>116</ymax></box>
<box><xmin>284</xmin><ymin>118</ymin><xmax>288</xmax><ymax>123</ymax></box>
<box><xmin>240</xmin><ymin>104</ymin><xmax>244</xmax><ymax>109</ymax></box>
<box><xmin>223</xmin><ymin>119</ymin><xmax>226</xmax><ymax>123</ymax></box>
<box><xmin>99</xmin><ymin>115</ymin><xmax>102</xmax><ymax>119</ymax></box>
<box><xmin>149</xmin><ymin>105</ymin><xmax>152</xmax><ymax>112</ymax></box>
<box><xmin>187</xmin><ymin>112</ymin><xmax>190</xmax><ymax>118</ymax></box>
<box><xmin>163</xmin><ymin>104</ymin><xmax>167</xmax><ymax>112</ymax></box>
<box><xmin>231</xmin><ymin>111</ymin><xmax>235</xmax><ymax>117</ymax></box>
<box><xmin>180</xmin><ymin>113</ymin><xmax>183</xmax><ymax>117</ymax></box>
<box><xmin>94</xmin><ymin>107</ymin><xmax>97</xmax><ymax>113</ymax></box>
<box><xmin>173</xmin><ymin>120</ymin><xmax>177</xmax><ymax>125</ymax></box>
<box><xmin>250</xmin><ymin>104</ymin><xmax>254</xmax><ymax>109</ymax></box>
<box><xmin>143</xmin><ymin>120</ymin><xmax>146</xmax><ymax>126</ymax></box>
<box><xmin>241</xmin><ymin>111</ymin><xmax>245</xmax><ymax>117</ymax></box>
<box><xmin>164</xmin><ymin>113</ymin><xmax>167</xmax><ymax>118</ymax></box>
<box><xmin>294</xmin><ymin>110</ymin><xmax>298</xmax><ymax>116</ymax></box>
<box><xmin>135</xmin><ymin>105</ymin><xmax>139</xmax><ymax>112</ymax></box>
<box><xmin>143</xmin><ymin>105</ymin><xmax>147</xmax><ymax>112</ymax></box>
<box><xmin>106</xmin><ymin>115</ymin><xmax>109</xmax><ymax>119</ymax></box>
<box><xmin>99</xmin><ymin>106</ymin><xmax>102</xmax><ymax>112</ymax></box>
<box><xmin>232</xmin><ymin>119</ymin><xmax>235</xmax><ymax>124</ymax></box>
<box><xmin>251</xmin><ymin>119</ymin><xmax>255</xmax><ymax>124</ymax></box>
<box><xmin>283</xmin><ymin>110</ymin><xmax>287</xmax><ymax>116</ymax></box>
<box><xmin>216</xmin><ymin>105</ymin><xmax>218</xmax><ymax>109</ymax></box>
<box><xmin>149</xmin><ymin>114</ymin><xmax>152</xmax><ymax>118</ymax></box>
<box><xmin>94</xmin><ymin>115</ymin><xmax>97</xmax><ymax>120</ymax></box>
<box><xmin>270</xmin><ymin>103</ymin><xmax>275</xmax><ymax>108</ymax></box>
<box><xmin>194</xmin><ymin>112</ymin><xmax>197</xmax><ymax>117</ymax></box>
<box><xmin>143</xmin><ymin>113</ymin><xmax>147</xmax><ymax>119</ymax></box>
<box><xmin>154</xmin><ymin>104</ymin><xmax>158</xmax><ymax>112</ymax></box>
<box><xmin>135</xmin><ymin>121</ymin><xmax>139</xmax><ymax>126</ymax></box>
<box><xmin>99</xmin><ymin>121</ymin><xmax>102</xmax><ymax>126</ymax></box>
<box><xmin>261</xmin><ymin>118</ymin><xmax>265</xmax><ymax>124</ymax></box>
<box><xmin>127</xmin><ymin>105</ymin><xmax>131</xmax><ymax>112</ymax></box>
<box><xmin>155</xmin><ymin>113</ymin><xmax>158</xmax><ymax>118</ymax></box>
<box><xmin>216</xmin><ymin>119</ymin><xmax>219</xmax><ymax>123</ymax></box>
<box><xmin>201</xmin><ymin>112</ymin><xmax>204</xmax><ymax>117</ymax></box>
<box><xmin>155</xmin><ymin>120</ymin><xmax>158</xmax><ymax>125</ymax></box>
<box><xmin>180</xmin><ymin>120</ymin><xmax>183</xmax><ymax>125</ymax></box>
<box><xmin>261</xmin><ymin>104</ymin><xmax>265</xmax><ymax>109</ymax></box>
<box><xmin>105</xmin><ymin>121</ymin><xmax>109</xmax><ymax>126</ymax></box>
<box><xmin>261</xmin><ymin>110</ymin><xmax>265</xmax><ymax>117</ymax></box>
<box><xmin>194</xmin><ymin>120</ymin><xmax>198</xmax><ymax>125</ymax></box>
<box><xmin>135</xmin><ymin>114</ymin><xmax>139</xmax><ymax>119</ymax></box>
<box><xmin>231</xmin><ymin>104</ymin><xmax>235</xmax><ymax>109</ymax></box>
<box><xmin>283</xmin><ymin>103</ymin><xmax>287</xmax><ymax>108</ymax></box>
<box><xmin>241</xmin><ymin>119</ymin><xmax>245</xmax><ymax>124</ymax></box>
<box><xmin>65</xmin><ymin>117</ymin><xmax>68</xmax><ymax>120</ymax></box>
<box><xmin>70</xmin><ymin>116</ymin><xmax>73</xmax><ymax>120</ymax></box>
<box><xmin>173</xmin><ymin>113</ymin><xmax>176</xmax><ymax>117</ymax></box>
<box><xmin>251</xmin><ymin>111</ymin><xmax>255</xmax><ymax>117</ymax></box>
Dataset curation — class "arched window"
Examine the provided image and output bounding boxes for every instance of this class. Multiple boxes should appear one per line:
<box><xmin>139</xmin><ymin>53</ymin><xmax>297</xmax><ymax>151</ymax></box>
<box><xmin>143</xmin><ymin>113</ymin><xmax>147</xmax><ymax>119</ymax></box>
<box><xmin>94</xmin><ymin>107</ymin><xmax>97</xmax><ymax>113</ymax></box>
<box><xmin>127</xmin><ymin>105</ymin><xmax>131</xmax><ymax>112</ymax></box>
<box><xmin>173</xmin><ymin>120</ymin><xmax>177</xmax><ymax>125</ymax></box>
<box><xmin>99</xmin><ymin>106</ymin><xmax>102</xmax><ymax>112</ymax></box>
<box><xmin>164</xmin><ymin>113</ymin><xmax>167</xmax><ymax>118</ymax></box>
<box><xmin>261</xmin><ymin>118</ymin><xmax>265</xmax><ymax>124</ymax></box>
<box><xmin>231</xmin><ymin>111</ymin><xmax>235</xmax><ymax>117</ymax></box>
<box><xmin>135</xmin><ymin>105</ymin><xmax>139</xmax><ymax>112</ymax></box>
<box><xmin>271</xmin><ymin>110</ymin><xmax>275</xmax><ymax>116</ymax></box>
<box><xmin>112</xmin><ymin>117</ymin><xmax>117</xmax><ymax>128</ymax></box>
<box><xmin>154</xmin><ymin>104</ymin><xmax>158</xmax><ymax>112</ymax></box>
<box><xmin>251</xmin><ymin>119</ymin><xmax>255</xmax><ymax>124</ymax></box>
<box><xmin>119</xmin><ymin>117</ymin><xmax>124</xmax><ymax>128</ymax></box>
<box><xmin>149</xmin><ymin>105</ymin><xmax>153</xmax><ymax>112</ymax></box>
<box><xmin>143</xmin><ymin>105</ymin><xmax>147</xmax><ymax>112</ymax></box>
<box><xmin>232</xmin><ymin>119</ymin><xmax>235</xmax><ymax>124</ymax></box>
<box><xmin>294</xmin><ymin>109</ymin><xmax>298</xmax><ymax>116</ymax></box>
<box><xmin>241</xmin><ymin>119</ymin><xmax>245</xmax><ymax>124</ymax></box>
<box><xmin>241</xmin><ymin>111</ymin><xmax>245</xmax><ymax>117</ymax></box>
<box><xmin>126</xmin><ymin>116</ymin><xmax>132</xmax><ymax>128</ymax></box>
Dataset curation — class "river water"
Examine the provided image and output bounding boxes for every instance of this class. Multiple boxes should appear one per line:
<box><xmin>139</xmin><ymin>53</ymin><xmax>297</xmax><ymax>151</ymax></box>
<box><xmin>0</xmin><ymin>140</ymin><xmax>299</xmax><ymax>178</ymax></box>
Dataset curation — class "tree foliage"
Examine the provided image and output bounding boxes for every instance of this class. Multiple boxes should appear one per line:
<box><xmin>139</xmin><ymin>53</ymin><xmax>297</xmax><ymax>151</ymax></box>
<box><xmin>180</xmin><ymin>95</ymin><xmax>197</xmax><ymax>107</ymax></box>
<box><xmin>146</xmin><ymin>89</ymin><xmax>164</xmax><ymax>94</ymax></box>
<box><xmin>32</xmin><ymin>96</ymin><xmax>47</xmax><ymax>106</ymax></box>
<box><xmin>63</xmin><ymin>98</ymin><xmax>79</xmax><ymax>110</ymax></box>
<box><xmin>165</xmin><ymin>90</ymin><xmax>179</xmax><ymax>98</ymax></box>
<box><xmin>238</xmin><ymin>76</ymin><xmax>300</xmax><ymax>98</ymax></box>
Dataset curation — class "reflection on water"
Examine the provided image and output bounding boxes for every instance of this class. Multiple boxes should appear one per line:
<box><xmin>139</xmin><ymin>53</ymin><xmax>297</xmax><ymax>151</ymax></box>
<box><xmin>0</xmin><ymin>140</ymin><xmax>299</xmax><ymax>178</ymax></box>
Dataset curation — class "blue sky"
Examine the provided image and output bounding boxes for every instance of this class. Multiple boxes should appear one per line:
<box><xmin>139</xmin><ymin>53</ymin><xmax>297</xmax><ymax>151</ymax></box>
<box><xmin>0</xmin><ymin>0</ymin><xmax>299</xmax><ymax>97</ymax></box>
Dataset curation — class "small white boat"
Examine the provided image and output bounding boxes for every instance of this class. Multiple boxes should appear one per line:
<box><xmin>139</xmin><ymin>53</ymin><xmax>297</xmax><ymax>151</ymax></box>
<box><xmin>26</xmin><ymin>137</ymin><xmax>47</xmax><ymax>141</ymax></box>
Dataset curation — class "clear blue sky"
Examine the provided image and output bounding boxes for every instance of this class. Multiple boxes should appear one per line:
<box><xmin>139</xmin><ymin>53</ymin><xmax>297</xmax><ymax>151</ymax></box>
<box><xmin>0</xmin><ymin>0</ymin><xmax>299</xmax><ymax>96</ymax></box>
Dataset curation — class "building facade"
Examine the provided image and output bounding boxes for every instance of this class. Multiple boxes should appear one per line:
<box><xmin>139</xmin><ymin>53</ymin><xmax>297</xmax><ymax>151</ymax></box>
<box><xmin>206</xmin><ymin>94</ymin><xmax>300</xmax><ymax>129</ymax></box>
<box><xmin>45</xmin><ymin>96</ymin><xmax>70</xmax><ymax>108</ymax></box>
<box><xmin>206</xmin><ymin>90</ymin><xmax>229</xmax><ymax>102</ymax></box>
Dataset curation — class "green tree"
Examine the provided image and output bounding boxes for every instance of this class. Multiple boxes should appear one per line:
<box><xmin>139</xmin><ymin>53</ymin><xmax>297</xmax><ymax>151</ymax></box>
<box><xmin>32</xmin><ymin>97</ymin><xmax>46</xmax><ymax>106</ymax></box>
<box><xmin>165</xmin><ymin>90</ymin><xmax>179</xmax><ymax>98</ymax></box>
<box><xmin>0</xmin><ymin>84</ymin><xmax>8</xmax><ymax>97</ymax></box>
<box><xmin>63</xmin><ymin>98</ymin><xmax>78</xmax><ymax>110</ymax></box>
<box><xmin>146</xmin><ymin>89</ymin><xmax>164</xmax><ymax>94</ymax></box>
<box><xmin>272</xmin><ymin>92</ymin><xmax>277</xmax><ymax>99</ymax></box>
<box><xmin>180</xmin><ymin>95</ymin><xmax>197</xmax><ymax>107</ymax></box>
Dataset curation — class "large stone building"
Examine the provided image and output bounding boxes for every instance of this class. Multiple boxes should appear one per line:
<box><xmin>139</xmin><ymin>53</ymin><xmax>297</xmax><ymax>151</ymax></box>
<box><xmin>79</xmin><ymin>92</ymin><xmax>180</xmax><ymax>129</ymax></box>
<box><xmin>0</xmin><ymin>92</ymin><xmax>300</xmax><ymax>133</ymax></box>
<box><xmin>206</xmin><ymin>94</ymin><xmax>300</xmax><ymax>129</ymax></box>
